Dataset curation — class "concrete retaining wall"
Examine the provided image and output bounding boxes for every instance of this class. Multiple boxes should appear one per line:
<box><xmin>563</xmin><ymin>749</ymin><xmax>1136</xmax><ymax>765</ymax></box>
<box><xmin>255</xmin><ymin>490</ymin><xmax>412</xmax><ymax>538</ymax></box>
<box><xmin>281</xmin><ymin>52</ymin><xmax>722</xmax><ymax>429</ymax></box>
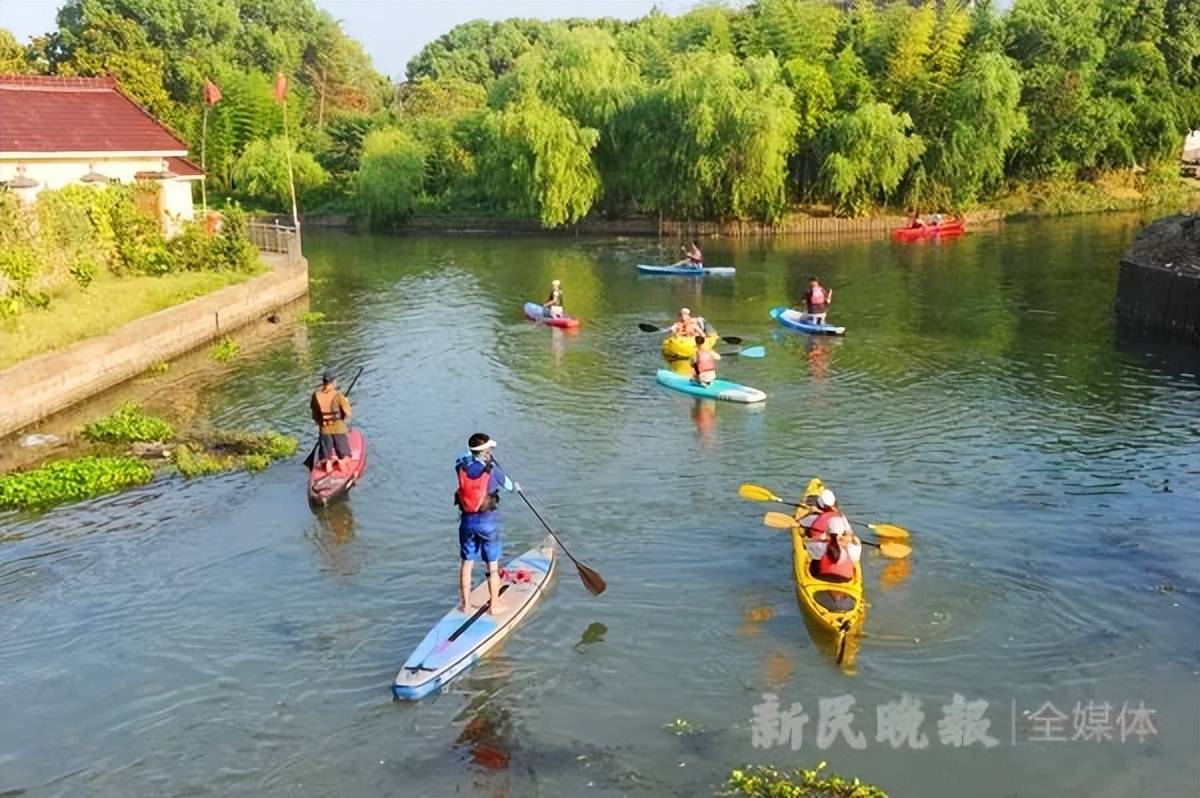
<box><xmin>0</xmin><ymin>253</ymin><xmax>308</xmax><ymax>436</ymax></box>
<box><xmin>1116</xmin><ymin>214</ymin><xmax>1200</xmax><ymax>344</ymax></box>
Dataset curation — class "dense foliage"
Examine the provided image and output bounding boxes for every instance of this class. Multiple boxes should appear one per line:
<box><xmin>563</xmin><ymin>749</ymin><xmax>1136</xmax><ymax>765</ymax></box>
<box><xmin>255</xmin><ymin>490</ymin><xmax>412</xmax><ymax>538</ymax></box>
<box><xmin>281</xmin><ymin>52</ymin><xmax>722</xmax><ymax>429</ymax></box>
<box><xmin>83</xmin><ymin>402</ymin><xmax>175</xmax><ymax>444</ymax></box>
<box><xmin>0</xmin><ymin>185</ymin><xmax>257</xmax><ymax>315</ymax></box>
<box><xmin>0</xmin><ymin>456</ymin><xmax>153</xmax><ymax>510</ymax></box>
<box><xmin>727</xmin><ymin>764</ymin><xmax>889</xmax><ymax>797</ymax></box>
<box><xmin>5</xmin><ymin>0</ymin><xmax>1197</xmax><ymax>223</ymax></box>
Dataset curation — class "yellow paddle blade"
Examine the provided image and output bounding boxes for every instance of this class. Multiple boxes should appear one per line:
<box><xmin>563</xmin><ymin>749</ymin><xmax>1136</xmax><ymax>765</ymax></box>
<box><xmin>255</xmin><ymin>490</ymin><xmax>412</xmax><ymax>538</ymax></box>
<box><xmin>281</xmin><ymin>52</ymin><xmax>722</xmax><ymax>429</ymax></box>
<box><xmin>762</xmin><ymin>511</ymin><xmax>800</xmax><ymax>529</ymax></box>
<box><xmin>739</xmin><ymin>483</ymin><xmax>782</xmax><ymax>503</ymax></box>
<box><xmin>877</xmin><ymin>541</ymin><xmax>912</xmax><ymax>559</ymax></box>
<box><xmin>868</xmin><ymin>522</ymin><xmax>910</xmax><ymax>540</ymax></box>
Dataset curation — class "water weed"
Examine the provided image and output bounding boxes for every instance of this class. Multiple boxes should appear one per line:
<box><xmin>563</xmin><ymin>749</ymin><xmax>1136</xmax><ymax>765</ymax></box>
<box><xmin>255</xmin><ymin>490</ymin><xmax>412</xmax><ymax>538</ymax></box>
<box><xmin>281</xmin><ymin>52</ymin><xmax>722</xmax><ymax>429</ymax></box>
<box><xmin>210</xmin><ymin>337</ymin><xmax>240</xmax><ymax>362</ymax></box>
<box><xmin>83</xmin><ymin>402</ymin><xmax>174</xmax><ymax>444</ymax></box>
<box><xmin>0</xmin><ymin>456</ymin><xmax>153</xmax><ymax>510</ymax></box>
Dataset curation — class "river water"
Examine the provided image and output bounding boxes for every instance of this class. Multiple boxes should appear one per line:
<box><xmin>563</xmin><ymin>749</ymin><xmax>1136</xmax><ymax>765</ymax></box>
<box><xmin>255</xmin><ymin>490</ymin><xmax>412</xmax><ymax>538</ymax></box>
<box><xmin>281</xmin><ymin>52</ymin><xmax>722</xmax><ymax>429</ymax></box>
<box><xmin>1</xmin><ymin>215</ymin><xmax>1197</xmax><ymax>797</ymax></box>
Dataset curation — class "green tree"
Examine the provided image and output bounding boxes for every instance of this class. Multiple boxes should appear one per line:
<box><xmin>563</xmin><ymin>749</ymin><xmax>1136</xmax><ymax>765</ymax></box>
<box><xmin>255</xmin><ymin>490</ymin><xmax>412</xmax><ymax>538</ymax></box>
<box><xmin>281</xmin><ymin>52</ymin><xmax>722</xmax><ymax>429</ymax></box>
<box><xmin>822</xmin><ymin>102</ymin><xmax>925</xmax><ymax>215</ymax></box>
<box><xmin>354</xmin><ymin>128</ymin><xmax>428</xmax><ymax>228</ymax></box>
<box><xmin>232</xmin><ymin>137</ymin><xmax>328</xmax><ymax>209</ymax></box>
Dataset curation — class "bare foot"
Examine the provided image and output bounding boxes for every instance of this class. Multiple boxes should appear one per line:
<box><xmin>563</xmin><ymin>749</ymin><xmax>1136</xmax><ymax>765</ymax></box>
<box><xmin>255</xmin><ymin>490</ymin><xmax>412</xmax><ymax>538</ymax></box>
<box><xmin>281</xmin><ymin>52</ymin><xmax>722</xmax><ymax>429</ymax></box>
<box><xmin>487</xmin><ymin>599</ymin><xmax>509</xmax><ymax>616</ymax></box>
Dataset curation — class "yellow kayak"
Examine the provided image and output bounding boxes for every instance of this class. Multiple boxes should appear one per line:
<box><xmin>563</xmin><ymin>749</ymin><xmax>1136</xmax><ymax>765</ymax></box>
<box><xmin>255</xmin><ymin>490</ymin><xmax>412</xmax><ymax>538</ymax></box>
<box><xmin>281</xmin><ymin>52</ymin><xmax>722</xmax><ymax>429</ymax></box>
<box><xmin>791</xmin><ymin>478</ymin><xmax>865</xmax><ymax>665</ymax></box>
<box><xmin>661</xmin><ymin>333</ymin><xmax>717</xmax><ymax>360</ymax></box>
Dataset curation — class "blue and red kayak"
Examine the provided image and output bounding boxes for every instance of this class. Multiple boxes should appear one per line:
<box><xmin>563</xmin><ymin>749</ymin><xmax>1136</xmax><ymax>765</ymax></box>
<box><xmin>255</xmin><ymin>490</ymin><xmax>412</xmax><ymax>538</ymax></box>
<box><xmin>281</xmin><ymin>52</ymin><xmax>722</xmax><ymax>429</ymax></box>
<box><xmin>770</xmin><ymin>306</ymin><xmax>846</xmax><ymax>336</ymax></box>
<box><xmin>523</xmin><ymin>302</ymin><xmax>580</xmax><ymax>329</ymax></box>
<box><xmin>392</xmin><ymin>536</ymin><xmax>556</xmax><ymax>700</ymax></box>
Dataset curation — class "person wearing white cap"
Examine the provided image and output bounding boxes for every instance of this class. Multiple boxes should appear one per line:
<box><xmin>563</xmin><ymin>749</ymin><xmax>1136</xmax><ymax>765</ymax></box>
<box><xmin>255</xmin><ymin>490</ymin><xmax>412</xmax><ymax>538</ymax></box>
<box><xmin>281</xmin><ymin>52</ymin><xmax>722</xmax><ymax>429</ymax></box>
<box><xmin>670</xmin><ymin>307</ymin><xmax>705</xmax><ymax>338</ymax></box>
<box><xmin>454</xmin><ymin>433</ymin><xmax>519</xmax><ymax>615</ymax></box>
<box><xmin>799</xmin><ymin>488</ymin><xmax>841</xmax><ymax>557</ymax></box>
<box><xmin>543</xmin><ymin>279</ymin><xmax>564</xmax><ymax>318</ymax></box>
<box><xmin>813</xmin><ymin>514</ymin><xmax>861</xmax><ymax>583</ymax></box>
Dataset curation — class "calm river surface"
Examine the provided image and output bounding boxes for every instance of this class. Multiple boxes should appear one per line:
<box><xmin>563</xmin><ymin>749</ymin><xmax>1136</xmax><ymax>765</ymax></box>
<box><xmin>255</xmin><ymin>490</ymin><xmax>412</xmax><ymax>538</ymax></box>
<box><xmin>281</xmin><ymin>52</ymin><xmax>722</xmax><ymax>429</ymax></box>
<box><xmin>2</xmin><ymin>215</ymin><xmax>1198</xmax><ymax>797</ymax></box>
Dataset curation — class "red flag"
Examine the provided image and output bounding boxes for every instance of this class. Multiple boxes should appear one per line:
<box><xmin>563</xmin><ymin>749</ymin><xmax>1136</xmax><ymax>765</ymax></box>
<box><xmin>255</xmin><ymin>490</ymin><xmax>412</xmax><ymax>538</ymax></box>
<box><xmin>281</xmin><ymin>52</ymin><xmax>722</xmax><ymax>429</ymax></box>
<box><xmin>202</xmin><ymin>79</ymin><xmax>222</xmax><ymax>106</ymax></box>
<box><xmin>274</xmin><ymin>72</ymin><xmax>288</xmax><ymax>103</ymax></box>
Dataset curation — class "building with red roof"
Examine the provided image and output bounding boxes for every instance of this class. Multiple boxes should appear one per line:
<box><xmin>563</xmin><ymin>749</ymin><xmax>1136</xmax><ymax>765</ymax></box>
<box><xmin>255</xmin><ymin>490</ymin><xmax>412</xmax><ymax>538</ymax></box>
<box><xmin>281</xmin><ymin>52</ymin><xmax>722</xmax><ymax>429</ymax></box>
<box><xmin>0</xmin><ymin>75</ymin><xmax>203</xmax><ymax>231</ymax></box>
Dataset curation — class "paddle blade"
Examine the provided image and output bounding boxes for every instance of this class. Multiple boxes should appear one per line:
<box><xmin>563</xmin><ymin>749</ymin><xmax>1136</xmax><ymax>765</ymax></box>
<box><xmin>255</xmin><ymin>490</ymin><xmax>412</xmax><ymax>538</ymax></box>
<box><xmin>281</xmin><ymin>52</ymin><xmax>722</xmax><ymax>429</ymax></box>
<box><xmin>868</xmin><ymin>522</ymin><xmax>910</xmax><ymax>540</ymax></box>
<box><xmin>302</xmin><ymin>441</ymin><xmax>318</xmax><ymax>469</ymax></box>
<box><xmin>576</xmin><ymin>562</ymin><xmax>607</xmax><ymax>595</ymax></box>
<box><xmin>738</xmin><ymin>346</ymin><xmax>766</xmax><ymax>358</ymax></box>
<box><xmin>876</xmin><ymin>540</ymin><xmax>912</xmax><ymax>559</ymax></box>
<box><xmin>638</xmin><ymin>322</ymin><xmax>663</xmax><ymax>333</ymax></box>
<box><xmin>762</xmin><ymin>511</ymin><xmax>799</xmax><ymax>529</ymax></box>
<box><xmin>720</xmin><ymin>335</ymin><xmax>744</xmax><ymax>345</ymax></box>
<box><xmin>738</xmin><ymin>483</ymin><xmax>782</xmax><ymax>503</ymax></box>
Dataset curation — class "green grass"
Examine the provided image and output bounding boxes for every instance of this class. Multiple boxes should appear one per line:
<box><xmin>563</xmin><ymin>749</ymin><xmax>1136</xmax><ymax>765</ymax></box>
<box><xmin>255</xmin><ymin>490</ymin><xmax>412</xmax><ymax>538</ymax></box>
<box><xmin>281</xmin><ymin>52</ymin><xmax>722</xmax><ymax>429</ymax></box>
<box><xmin>210</xmin><ymin>336</ymin><xmax>240</xmax><ymax>362</ymax></box>
<box><xmin>82</xmin><ymin>402</ymin><xmax>174</xmax><ymax>444</ymax></box>
<box><xmin>0</xmin><ymin>268</ymin><xmax>257</xmax><ymax>370</ymax></box>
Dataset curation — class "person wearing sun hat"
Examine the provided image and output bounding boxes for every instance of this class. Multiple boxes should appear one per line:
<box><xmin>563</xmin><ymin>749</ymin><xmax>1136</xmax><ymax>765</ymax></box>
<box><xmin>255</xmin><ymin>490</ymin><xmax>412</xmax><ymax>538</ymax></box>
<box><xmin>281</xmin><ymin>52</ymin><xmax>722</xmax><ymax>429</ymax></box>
<box><xmin>454</xmin><ymin>433</ymin><xmax>520</xmax><ymax>615</ymax></box>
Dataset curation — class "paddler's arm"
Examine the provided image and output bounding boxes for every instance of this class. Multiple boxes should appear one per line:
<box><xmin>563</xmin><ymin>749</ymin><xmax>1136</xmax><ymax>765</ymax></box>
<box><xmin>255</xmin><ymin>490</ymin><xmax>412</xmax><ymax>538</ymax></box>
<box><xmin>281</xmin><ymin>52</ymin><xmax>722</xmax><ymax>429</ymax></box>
<box><xmin>309</xmin><ymin>395</ymin><xmax>323</xmax><ymax>427</ymax></box>
<box><xmin>337</xmin><ymin>393</ymin><xmax>352</xmax><ymax>423</ymax></box>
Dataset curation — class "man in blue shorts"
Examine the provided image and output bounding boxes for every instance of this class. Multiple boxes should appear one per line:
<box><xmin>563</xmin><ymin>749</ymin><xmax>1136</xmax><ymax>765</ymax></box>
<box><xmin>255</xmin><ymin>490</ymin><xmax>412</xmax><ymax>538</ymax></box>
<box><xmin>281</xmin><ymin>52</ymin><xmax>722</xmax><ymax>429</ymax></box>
<box><xmin>455</xmin><ymin>433</ymin><xmax>519</xmax><ymax>615</ymax></box>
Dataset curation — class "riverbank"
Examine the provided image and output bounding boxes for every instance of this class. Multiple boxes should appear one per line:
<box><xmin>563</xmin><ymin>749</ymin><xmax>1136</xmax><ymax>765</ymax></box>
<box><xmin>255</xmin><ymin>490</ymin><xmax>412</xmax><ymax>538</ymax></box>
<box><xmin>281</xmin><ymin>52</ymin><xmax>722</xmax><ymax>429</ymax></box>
<box><xmin>0</xmin><ymin>250</ymin><xmax>309</xmax><ymax>438</ymax></box>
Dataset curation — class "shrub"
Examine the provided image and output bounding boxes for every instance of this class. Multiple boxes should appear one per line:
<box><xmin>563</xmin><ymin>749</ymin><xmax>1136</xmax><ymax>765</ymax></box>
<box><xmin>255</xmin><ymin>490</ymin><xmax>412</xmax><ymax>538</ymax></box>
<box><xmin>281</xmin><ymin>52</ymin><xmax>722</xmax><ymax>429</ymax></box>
<box><xmin>82</xmin><ymin>402</ymin><xmax>174</xmax><ymax>444</ymax></box>
<box><xmin>0</xmin><ymin>456</ymin><xmax>154</xmax><ymax>510</ymax></box>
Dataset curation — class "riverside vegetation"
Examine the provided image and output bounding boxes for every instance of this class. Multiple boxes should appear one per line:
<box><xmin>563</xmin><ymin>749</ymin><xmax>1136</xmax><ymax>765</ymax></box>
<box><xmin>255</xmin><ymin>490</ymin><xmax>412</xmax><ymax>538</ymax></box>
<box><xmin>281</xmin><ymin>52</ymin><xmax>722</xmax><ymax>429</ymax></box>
<box><xmin>0</xmin><ymin>403</ymin><xmax>297</xmax><ymax>510</ymax></box>
<box><xmin>2</xmin><ymin>0</ymin><xmax>1196</xmax><ymax>228</ymax></box>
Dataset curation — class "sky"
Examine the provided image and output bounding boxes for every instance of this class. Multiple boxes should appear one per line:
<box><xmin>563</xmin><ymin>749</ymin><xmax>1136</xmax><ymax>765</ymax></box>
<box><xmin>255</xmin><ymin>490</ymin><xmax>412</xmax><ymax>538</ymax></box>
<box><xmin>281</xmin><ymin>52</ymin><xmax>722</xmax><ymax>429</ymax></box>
<box><xmin>0</xmin><ymin>0</ymin><xmax>700</xmax><ymax>80</ymax></box>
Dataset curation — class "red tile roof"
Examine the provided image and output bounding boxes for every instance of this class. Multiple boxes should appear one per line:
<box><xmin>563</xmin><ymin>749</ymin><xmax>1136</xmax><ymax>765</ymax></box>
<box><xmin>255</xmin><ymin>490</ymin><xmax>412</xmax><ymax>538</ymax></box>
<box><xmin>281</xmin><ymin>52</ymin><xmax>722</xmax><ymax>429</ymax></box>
<box><xmin>167</xmin><ymin>156</ymin><xmax>205</xmax><ymax>177</ymax></box>
<box><xmin>0</xmin><ymin>74</ymin><xmax>189</xmax><ymax>154</ymax></box>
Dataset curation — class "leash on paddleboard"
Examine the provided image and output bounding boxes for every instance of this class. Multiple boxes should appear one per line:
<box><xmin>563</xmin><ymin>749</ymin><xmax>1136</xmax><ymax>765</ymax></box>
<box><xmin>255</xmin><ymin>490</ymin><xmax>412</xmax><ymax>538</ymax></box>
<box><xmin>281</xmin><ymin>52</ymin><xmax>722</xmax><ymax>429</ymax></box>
<box><xmin>303</xmin><ymin>365</ymin><xmax>364</xmax><ymax>469</ymax></box>
<box><xmin>493</xmin><ymin>459</ymin><xmax>606</xmax><ymax>596</ymax></box>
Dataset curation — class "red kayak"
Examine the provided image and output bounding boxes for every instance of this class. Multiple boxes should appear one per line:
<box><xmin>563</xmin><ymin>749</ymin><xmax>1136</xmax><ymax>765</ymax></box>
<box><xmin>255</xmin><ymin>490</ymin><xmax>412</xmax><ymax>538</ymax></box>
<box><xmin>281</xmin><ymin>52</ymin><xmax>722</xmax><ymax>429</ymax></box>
<box><xmin>523</xmin><ymin>302</ymin><xmax>579</xmax><ymax>329</ymax></box>
<box><xmin>891</xmin><ymin>217</ymin><xmax>966</xmax><ymax>241</ymax></box>
<box><xmin>307</xmin><ymin>428</ymin><xmax>367</xmax><ymax>506</ymax></box>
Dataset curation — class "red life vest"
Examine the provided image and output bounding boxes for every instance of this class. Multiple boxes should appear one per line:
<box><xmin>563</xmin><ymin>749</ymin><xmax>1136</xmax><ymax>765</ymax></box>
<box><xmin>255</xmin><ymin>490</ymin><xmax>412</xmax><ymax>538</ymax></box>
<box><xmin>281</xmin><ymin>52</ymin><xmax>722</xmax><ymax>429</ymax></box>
<box><xmin>455</xmin><ymin>462</ymin><xmax>498</xmax><ymax>513</ymax></box>
<box><xmin>807</xmin><ymin>509</ymin><xmax>838</xmax><ymax>539</ymax></box>
<box><xmin>808</xmin><ymin>285</ymin><xmax>826</xmax><ymax>306</ymax></box>
<box><xmin>694</xmin><ymin>349</ymin><xmax>716</xmax><ymax>375</ymax></box>
<box><xmin>816</xmin><ymin>541</ymin><xmax>855</xmax><ymax>580</ymax></box>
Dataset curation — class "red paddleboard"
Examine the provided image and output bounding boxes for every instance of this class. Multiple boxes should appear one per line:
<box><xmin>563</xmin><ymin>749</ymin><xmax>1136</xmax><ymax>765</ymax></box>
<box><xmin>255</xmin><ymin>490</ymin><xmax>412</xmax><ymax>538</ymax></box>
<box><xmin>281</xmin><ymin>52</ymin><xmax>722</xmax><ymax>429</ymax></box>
<box><xmin>523</xmin><ymin>302</ymin><xmax>580</xmax><ymax>329</ymax></box>
<box><xmin>307</xmin><ymin>428</ymin><xmax>367</xmax><ymax>506</ymax></box>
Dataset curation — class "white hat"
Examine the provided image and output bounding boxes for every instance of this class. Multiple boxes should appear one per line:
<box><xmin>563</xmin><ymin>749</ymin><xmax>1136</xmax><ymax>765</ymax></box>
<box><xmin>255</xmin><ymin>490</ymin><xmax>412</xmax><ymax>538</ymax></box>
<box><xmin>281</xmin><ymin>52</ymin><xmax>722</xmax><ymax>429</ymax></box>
<box><xmin>468</xmin><ymin>434</ymin><xmax>498</xmax><ymax>452</ymax></box>
<box><xmin>680</xmin><ymin>307</ymin><xmax>691</xmax><ymax>315</ymax></box>
<box><xmin>817</xmin><ymin>489</ymin><xmax>836</xmax><ymax>509</ymax></box>
<box><xmin>827</xmin><ymin>516</ymin><xmax>849</xmax><ymax>536</ymax></box>
<box><xmin>552</xmin><ymin>279</ymin><xmax>560</xmax><ymax>286</ymax></box>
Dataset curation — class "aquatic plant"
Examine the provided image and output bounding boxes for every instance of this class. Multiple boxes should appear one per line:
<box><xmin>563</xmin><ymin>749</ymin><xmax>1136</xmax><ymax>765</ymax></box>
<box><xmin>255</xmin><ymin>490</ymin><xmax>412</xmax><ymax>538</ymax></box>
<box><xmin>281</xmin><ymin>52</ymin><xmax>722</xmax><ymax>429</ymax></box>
<box><xmin>726</xmin><ymin>764</ymin><xmax>888</xmax><ymax>798</ymax></box>
<box><xmin>298</xmin><ymin>311</ymin><xmax>326</xmax><ymax>324</ymax></box>
<box><xmin>144</xmin><ymin>360</ymin><xmax>170</xmax><ymax>376</ymax></box>
<box><xmin>210</xmin><ymin>336</ymin><xmax>240</xmax><ymax>362</ymax></box>
<box><xmin>82</xmin><ymin>402</ymin><xmax>174</xmax><ymax>444</ymax></box>
<box><xmin>172</xmin><ymin>444</ymin><xmax>229</xmax><ymax>478</ymax></box>
<box><xmin>173</xmin><ymin>430</ymin><xmax>297</xmax><ymax>478</ymax></box>
<box><xmin>0</xmin><ymin>456</ymin><xmax>153</xmax><ymax>510</ymax></box>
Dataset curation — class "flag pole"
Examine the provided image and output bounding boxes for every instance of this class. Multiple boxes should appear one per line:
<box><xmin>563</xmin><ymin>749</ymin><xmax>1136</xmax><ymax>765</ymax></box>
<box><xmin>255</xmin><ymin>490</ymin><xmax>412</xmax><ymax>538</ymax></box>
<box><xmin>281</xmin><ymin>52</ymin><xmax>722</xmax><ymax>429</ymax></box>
<box><xmin>277</xmin><ymin>72</ymin><xmax>300</xmax><ymax>240</ymax></box>
<box><xmin>200</xmin><ymin>103</ymin><xmax>209</xmax><ymax>214</ymax></box>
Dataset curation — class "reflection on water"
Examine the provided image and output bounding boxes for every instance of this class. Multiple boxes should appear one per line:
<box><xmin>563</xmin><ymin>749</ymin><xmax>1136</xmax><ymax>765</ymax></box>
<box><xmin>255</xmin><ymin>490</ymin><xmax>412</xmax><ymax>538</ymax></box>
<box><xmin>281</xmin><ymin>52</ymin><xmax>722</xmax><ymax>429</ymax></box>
<box><xmin>1</xmin><ymin>213</ymin><xmax>1197</xmax><ymax>798</ymax></box>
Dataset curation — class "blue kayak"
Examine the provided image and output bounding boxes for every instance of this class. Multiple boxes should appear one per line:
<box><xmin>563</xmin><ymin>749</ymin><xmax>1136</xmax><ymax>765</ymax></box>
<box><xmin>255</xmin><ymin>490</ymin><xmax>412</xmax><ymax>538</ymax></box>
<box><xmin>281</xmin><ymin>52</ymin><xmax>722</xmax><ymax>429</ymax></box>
<box><xmin>392</xmin><ymin>537</ymin><xmax>556</xmax><ymax>700</ymax></box>
<box><xmin>655</xmin><ymin>368</ymin><xmax>766</xmax><ymax>403</ymax></box>
<box><xmin>769</xmin><ymin>306</ymin><xmax>846</xmax><ymax>336</ymax></box>
<box><xmin>637</xmin><ymin>263</ymin><xmax>736</xmax><ymax>277</ymax></box>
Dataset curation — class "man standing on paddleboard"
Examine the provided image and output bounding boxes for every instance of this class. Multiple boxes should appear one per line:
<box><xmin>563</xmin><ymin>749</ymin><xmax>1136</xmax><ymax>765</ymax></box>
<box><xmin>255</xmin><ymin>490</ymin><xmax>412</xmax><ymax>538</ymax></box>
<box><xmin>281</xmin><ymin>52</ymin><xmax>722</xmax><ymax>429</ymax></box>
<box><xmin>455</xmin><ymin>434</ymin><xmax>519</xmax><ymax>616</ymax></box>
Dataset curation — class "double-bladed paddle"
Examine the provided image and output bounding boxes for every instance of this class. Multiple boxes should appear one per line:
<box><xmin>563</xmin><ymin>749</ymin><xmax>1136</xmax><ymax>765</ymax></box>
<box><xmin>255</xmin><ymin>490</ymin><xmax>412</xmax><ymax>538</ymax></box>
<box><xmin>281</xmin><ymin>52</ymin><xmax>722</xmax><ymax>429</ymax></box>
<box><xmin>494</xmin><ymin>459</ymin><xmax>606</xmax><ymax>596</ymax></box>
<box><xmin>761</xmin><ymin>511</ymin><xmax>912</xmax><ymax>559</ymax></box>
<box><xmin>303</xmin><ymin>365</ymin><xmax>364</xmax><ymax>469</ymax></box>
<box><xmin>718</xmin><ymin>346</ymin><xmax>765</xmax><ymax>358</ymax></box>
<box><xmin>737</xmin><ymin>482</ymin><xmax>911</xmax><ymax>540</ymax></box>
<box><xmin>637</xmin><ymin>322</ymin><xmax>744</xmax><ymax>345</ymax></box>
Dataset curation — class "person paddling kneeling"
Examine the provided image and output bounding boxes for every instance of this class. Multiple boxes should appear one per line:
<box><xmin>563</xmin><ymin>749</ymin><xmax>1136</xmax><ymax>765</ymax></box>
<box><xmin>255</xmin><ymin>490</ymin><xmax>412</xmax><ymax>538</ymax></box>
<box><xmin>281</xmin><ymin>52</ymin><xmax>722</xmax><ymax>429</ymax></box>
<box><xmin>691</xmin><ymin>335</ymin><xmax>720</xmax><ymax>387</ymax></box>
<box><xmin>455</xmin><ymin>433</ymin><xmax>520</xmax><ymax>616</ymax></box>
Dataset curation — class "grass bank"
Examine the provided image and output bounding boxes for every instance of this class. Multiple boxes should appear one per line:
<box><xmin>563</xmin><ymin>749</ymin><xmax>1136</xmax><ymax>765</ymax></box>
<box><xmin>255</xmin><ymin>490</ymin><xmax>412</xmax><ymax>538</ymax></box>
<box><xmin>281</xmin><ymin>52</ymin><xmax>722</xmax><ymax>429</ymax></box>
<box><xmin>0</xmin><ymin>267</ymin><xmax>258</xmax><ymax>370</ymax></box>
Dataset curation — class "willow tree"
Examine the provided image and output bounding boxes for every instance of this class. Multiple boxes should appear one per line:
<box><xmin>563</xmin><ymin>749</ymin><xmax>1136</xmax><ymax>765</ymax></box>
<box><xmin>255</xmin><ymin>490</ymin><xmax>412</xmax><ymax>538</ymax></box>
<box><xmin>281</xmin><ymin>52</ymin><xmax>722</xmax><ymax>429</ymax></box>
<box><xmin>355</xmin><ymin>128</ymin><xmax>427</xmax><ymax>228</ymax></box>
<box><xmin>822</xmin><ymin>102</ymin><xmax>925</xmax><ymax>216</ymax></box>
<box><xmin>477</xmin><ymin>96</ymin><xmax>601</xmax><ymax>227</ymax></box>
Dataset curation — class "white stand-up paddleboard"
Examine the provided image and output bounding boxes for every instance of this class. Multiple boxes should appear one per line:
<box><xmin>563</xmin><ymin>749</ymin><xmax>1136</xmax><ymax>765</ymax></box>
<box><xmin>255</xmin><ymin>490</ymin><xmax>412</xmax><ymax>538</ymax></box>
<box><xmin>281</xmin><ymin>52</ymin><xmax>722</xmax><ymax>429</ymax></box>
<box><xmin>392</xmin><ymin>535</ymin><xmax>556</xmax><ymax>700</ymax></box>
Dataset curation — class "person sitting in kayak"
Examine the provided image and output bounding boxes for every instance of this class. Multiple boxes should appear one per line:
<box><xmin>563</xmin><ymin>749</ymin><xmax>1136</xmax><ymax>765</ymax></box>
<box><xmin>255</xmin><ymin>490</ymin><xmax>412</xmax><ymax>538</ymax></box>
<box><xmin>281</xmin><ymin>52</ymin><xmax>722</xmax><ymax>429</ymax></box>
<box><xmin>908</xmin><ymin>211</ymin><xmax>925</xmax><ymax>229</ymax></box>
<box><xmin>673</xmin><ymin>239</ymin><xmax>703</xmax><ymax>269</ymax></box>
<box><xmin>670</xmin><ymin>307</ymin><xmax>705</xmax><ymax>338</ymax></box>
<box><xmin>543</xmin><ymin>279</ymin><xmax>564</xmax><ymax>319</ymax></box>
<box><xmin>812</xmin><ymin>516</ymin><xmax>861</xmax><ymax>583</ymax></box>
<box><xmin>803</xmin><ymin>276</ymin><xmax>833</xmax><ymax>324</ymax></box>
<box><xmin>310</xmin><ymin>367</ymin><xmax>352</xmax><ymax>473</ymax></box>
<box><xmin>691</xmin><ymin>335</ymin><xmax>721</xmax><ymax>387</ymax></box>
<box><xmin>799</xmin><ymin>488</ymin><xmax>840</xmax><ymax>557</ymax></box>
<box><xmin>455</xmin><ymin>433</ymin><xmax>520</xmax><ymax>616</ymax></box>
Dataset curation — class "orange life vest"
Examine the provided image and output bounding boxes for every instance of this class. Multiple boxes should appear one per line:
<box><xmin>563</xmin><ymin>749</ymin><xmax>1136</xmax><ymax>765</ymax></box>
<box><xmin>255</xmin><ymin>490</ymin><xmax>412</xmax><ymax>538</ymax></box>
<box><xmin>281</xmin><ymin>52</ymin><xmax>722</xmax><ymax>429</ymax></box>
<box><xmin>816</xmin><ymin>540</ymin><xmax>855</xmax><ymax>580</ymax></box>
<box><xmin>807</xmin><ymin>509</ymin><xmax>838</xmax><ymax>539</ymax></box>
<box><xmin>694</xmin><ymin>349</ymin><xmax>716</xmax><ymax>375</ymax></box>
<box><xmin>455</xmin><ymin>462</ymin><xmax>498</xmax><ymax>513</ymax></box>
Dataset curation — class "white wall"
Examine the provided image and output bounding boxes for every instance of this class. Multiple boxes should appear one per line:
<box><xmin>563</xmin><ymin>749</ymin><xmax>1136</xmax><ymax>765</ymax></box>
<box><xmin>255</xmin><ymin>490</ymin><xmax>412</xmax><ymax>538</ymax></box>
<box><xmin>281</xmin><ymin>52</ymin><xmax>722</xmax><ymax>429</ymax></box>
<box><xmin>0</xmin><ymin>155</ymin><xmax>197</xmax><ymax>232</ymax></box>
<box><xmin>1185</xmin><ymin>130</ymin><xmax>1200</xmax><ymax>158</ymax></box>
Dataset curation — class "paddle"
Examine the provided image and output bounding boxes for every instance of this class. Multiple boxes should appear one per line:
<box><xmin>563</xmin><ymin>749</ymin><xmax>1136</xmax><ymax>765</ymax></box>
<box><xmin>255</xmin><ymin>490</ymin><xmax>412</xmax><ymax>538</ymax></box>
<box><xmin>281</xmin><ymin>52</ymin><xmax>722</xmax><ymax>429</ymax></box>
<box><xmin>761</xmin><ymin>511</ymin><xmax>911</xmax><ymax>559</ymax></box>
<box><xmin>637</xmin><ymin>322</ymin><xmax>745</xmax><ymax>346</ymax></box>
<box><xmin>494</xmin><ymin>461</ymin><xmax>606</xmax><ymax>596</ymax></box>
<box><xmin>303</xmin><ymin>366</ymin><xmax>364</xmax><ymax>469</ymax></box>
<box><xmin>737</xmin><ymin>482</ymin><xmax>911</xmax><ymax>540</ymax></box>
<box><xmin>718</xmin><ymin>346</ymin><xmax>765</xmax><ymax>358</ymax></box>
